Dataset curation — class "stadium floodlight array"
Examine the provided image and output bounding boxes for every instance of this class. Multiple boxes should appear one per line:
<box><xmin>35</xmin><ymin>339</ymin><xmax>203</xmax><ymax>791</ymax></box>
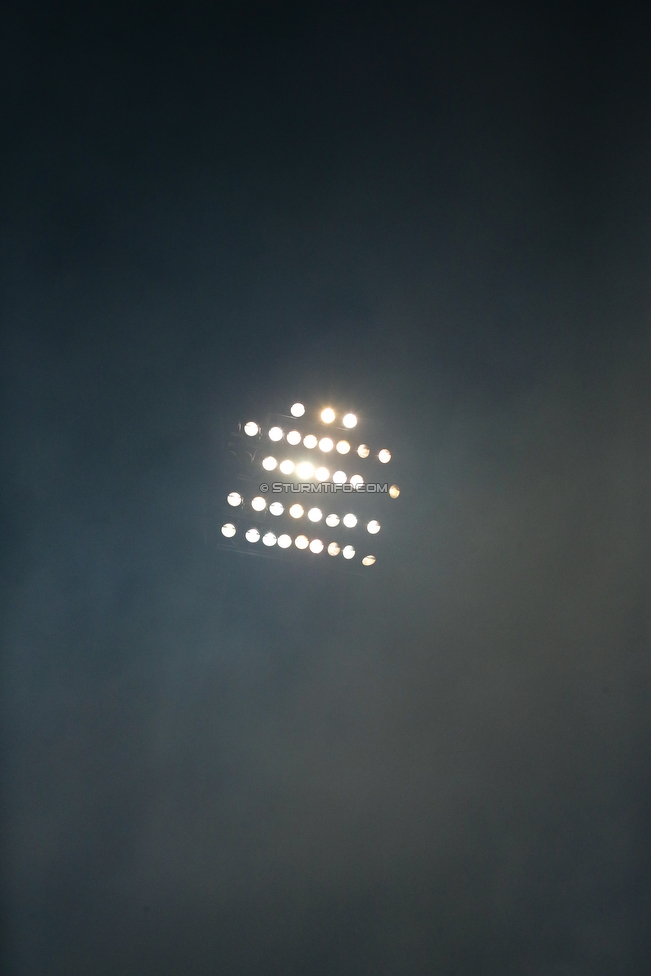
<box><xmin>218</xmin><ymin>401</ymin><xmax>400</xmax><ymax>566</ymax></box>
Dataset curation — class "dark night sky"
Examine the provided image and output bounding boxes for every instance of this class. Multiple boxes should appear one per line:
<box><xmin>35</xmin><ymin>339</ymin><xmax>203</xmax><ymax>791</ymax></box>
<box><xmin>2</xmin><ymin>2</ymin><xmax>650</xmax><ymax>973</ymax></box>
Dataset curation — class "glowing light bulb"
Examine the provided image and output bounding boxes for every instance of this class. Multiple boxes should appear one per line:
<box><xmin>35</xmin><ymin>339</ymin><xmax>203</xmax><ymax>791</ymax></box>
<box><xmin>320</xmin><ymin>408</ymin><xmax>335</xmax><ymax>424</ymax></box>
<box><xmin>342</xmin><ymin>414</ymin><xmax>357</xmax><ymax>429</ymax></box>
<box><xmin>268</xmin><ymin>426</ymin><xmax>283</xmax><ymax>441</ymax></box>
<box><xmin>290</xmin><ymin>403</ymin><xmax>305</xmax><ymax>418</ymax></box>
<box><xmin>296</xmin><ymin>462</ymin><xmax>314</xmax><ymax>479</ymax></box>
<box><xmin>244</xmin><ymin>421</ymin><xmax>259</xmax><ymax>436</ymax></box>
<box><xmin>227</xmin><ymin>492</ymin><xmax>242</xmax><ymax>507</ymax></box>
<box><xmin>221</xmin><ymin>523</ymin><xmax>236</xmax><ymax>538</ymax></box>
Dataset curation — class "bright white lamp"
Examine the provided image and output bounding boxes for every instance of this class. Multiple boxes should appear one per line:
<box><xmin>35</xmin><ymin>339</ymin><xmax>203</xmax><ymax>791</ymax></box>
<box><xmin>296</xmin><ymin>462</ymin><xmax>314</xmax><ymax>479</ymax></box>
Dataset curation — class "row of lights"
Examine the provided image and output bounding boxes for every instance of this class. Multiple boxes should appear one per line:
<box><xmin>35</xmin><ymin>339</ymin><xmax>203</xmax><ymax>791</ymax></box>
<box><xmin>220</xmin><ymin>523</ymin><xmax>376</xmax><ymax>565</ymax></box>
<box><xmin>284</xmin><ymin>403</ymin><xmax>358</xmax><ymax>426</ymax></box>
<box><xmin>260</xmin><ymin>439</ymin><xmax>391</xmax><ymax>461</ymax></box>
<box><xmin>245</xmin><ymin>424</ymin><xmax>364</xmax><ymax>444</ymax></box>
<box><xmin>244</xmin><ymin>425</ymin><xmax>390</xmax><ymax>464</ymax></box>
<box><xmin>260</xmin><ymin>459</ymin><xmax>371</xmax><ymax>483</ymax></box>
<box><xmin>226</xmin><ymin>493</ymin><xmax>381</xmax><ymax>530</ymax></box>
<box><xmin>244</xmin><ymin>404</ymin><xmax>361</xmax><ymax>434</ymax></box>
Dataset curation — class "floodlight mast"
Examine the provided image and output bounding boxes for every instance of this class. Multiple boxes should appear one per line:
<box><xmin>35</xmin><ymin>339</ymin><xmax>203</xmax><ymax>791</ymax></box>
<box><xmin>217</xmin><ymin>401</ymin><xmax>399</xmax><ymax>566</ymax></box>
